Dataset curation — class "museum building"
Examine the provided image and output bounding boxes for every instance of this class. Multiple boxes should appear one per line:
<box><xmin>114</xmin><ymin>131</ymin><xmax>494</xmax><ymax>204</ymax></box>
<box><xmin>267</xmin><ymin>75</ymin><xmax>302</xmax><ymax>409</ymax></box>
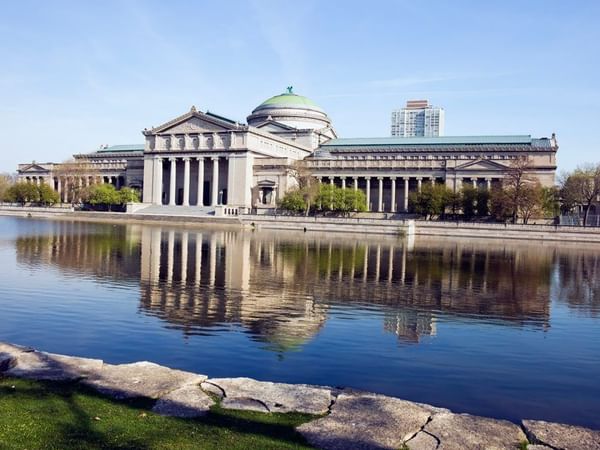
<box><xmin>17</xmin><ymin>89</ymin><xmax>558</xmax><ymax>213</ymax></box>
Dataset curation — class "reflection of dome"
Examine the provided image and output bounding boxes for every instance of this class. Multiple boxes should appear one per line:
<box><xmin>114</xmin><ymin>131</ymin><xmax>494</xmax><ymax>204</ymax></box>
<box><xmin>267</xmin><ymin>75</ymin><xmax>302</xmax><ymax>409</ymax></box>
<box><xmin>247</xmin><ymin>87</ymin><xmax>332</xmax><ymax>130</ymax></box>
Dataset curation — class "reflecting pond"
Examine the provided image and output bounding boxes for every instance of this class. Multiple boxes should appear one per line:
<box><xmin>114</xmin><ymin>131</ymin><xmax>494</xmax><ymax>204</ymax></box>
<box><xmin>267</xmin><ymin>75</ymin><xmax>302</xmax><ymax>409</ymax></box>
<box><xmin>1</xmin><ymin>216</ymin><xmax>599</xmax><ymax>428</ymax></box>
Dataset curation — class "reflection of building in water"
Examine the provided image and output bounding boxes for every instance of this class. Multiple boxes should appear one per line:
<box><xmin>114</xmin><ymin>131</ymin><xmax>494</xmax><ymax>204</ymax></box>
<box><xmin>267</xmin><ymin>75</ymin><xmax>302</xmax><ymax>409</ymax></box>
<box><xmin>17</xmin><ymin>222</ymin><xmax>581</xmax><ymax>349</ymax></box>
<box><xmin>15</xmin><ymin>221</ymin><xmax>141</xmax><ymax>280</ymax></box>
<box><xmin>138</xmin><ymin>228</ymin><xmax>328</xmax><ymax>351</ymax></box>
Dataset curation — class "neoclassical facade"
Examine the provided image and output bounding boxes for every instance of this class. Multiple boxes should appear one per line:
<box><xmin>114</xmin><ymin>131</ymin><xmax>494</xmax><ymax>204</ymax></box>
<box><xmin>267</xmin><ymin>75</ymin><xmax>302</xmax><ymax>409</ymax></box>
<box><xmin>17</xmin><ymin>88</ymin><xmax>558</xmax><ymax>210</ymax></box>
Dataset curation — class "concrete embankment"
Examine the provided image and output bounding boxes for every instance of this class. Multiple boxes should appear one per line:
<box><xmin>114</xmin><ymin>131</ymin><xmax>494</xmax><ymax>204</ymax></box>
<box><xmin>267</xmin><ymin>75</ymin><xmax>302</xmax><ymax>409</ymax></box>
<box><xmin>2</xmin><ymin>206</ymin><xmax>600</xmax><ymax>243</ymax></box>
<box><xmin>1</xmin><ymin>342</ymin><xmax>599</xmax><ymax>449</ymax></box>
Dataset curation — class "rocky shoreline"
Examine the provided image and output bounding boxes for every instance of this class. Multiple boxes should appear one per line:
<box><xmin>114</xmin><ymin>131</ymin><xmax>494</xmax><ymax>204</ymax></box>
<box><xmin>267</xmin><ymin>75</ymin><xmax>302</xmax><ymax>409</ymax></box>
<box><xmin>1</xmin><ymin>342</ymin><xmax>598</xmax><ymax>450</ymax></box>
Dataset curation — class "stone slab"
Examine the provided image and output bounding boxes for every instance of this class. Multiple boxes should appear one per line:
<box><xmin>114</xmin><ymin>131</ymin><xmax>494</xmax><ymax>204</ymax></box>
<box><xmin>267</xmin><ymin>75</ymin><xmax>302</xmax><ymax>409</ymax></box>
<box><xmin>207</xmin><ymin>377</ymin><xmax>331</xmax><ymax>414</ymax></box>
<box><xmin>221</xmin><ymin>397</ymin><xmax>270</xmax><ymax>413</ymax></box>
<box><xmin>201</xmin><ymin>381</ymin><xmax>225</xmax><ymax>399</ymax></box>
<box><xmin>406</xmin><ymin>431</ymin><xmax>439</xmax><ymax>450</ymax></box>
<box><xmin>523</xmin><ymin>419</ymin><xmax>600</xmax><ymax>450</ymax></box>
<box><xmin>296</xmin><ymin>392</ymin><xmax>432</xmax><ymax>450</ymax></box>
<box><xmin>423</xmin><ymin>412</ymin><xmax>527</xmax><ymax>450</ymax></box>
<box><xmin>152</xmin><ymin>384</ymin><xmax>214</xmax><ymax>418</ymax></box>
<box><xmin>4</xmin><ymin>351</ymin><xmax>103</xmax><ymax>381</ymax></box>
<box><xmin>82</xmin><ymin>361</ymin><xmax>206</xmax><ymax>400</ymax></box>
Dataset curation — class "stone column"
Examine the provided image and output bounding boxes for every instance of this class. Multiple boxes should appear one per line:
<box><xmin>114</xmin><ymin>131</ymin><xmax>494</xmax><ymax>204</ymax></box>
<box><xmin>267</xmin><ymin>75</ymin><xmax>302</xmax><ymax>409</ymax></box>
<box><xmin>377</xmin><ymin>177</ymin><xmax>383</xmax><ymax>212</ymax></box>
<box><xmin>403</xmin><ymin>177</ymin><xmax>409</xmax><ymax>211</ymax></box>
<box><xmin>472</xmin><ymin>178</ymin><xmax>477</xmax><ymax>189</ymax></box>
<box><xmin>391</xmin><ymin>177</ymin><xmax>396</xmax><ymax>213</ymax></box>
<box><xmin>169</xmin><ymin>158</ymin><xmax>177</xmax><ymax>206</ymax></box>
<box><xmin>183</xmin><ymin>157</ymin><xmax>190</xmax><ymax>206</ymax></box>
<box><xmin>417</xmin><ymin>177</ymin><xmax>422</xmax><ymax>193</ymax></box>
<box><xmin>197</xmin><ymin>157</ymin><xmax>204</xmax><ymax>206</ymax></box>
<box><xmin>211</xmin><ymin>157</ymin><xmax>219</xmax><ymax>206</ymax></box>
<box><xmin>353</xmin><ymin>177</ymin><xmax>358</xmax><ymax>190</ymax></box>
<box><xmin>330</xmin><ymin>177</ymin><xmax>334</xmax><ymax>186</ymax></box>
<box><xmin>431</xmin><ymin>178</ymin><xmax>435</xmax><ymax>186</ymax></box>
<box><xmin>153</xmin><ymin>157</ymin><xmax>163</xmax><ymax>205</ymax></box>
<box><xmin>57</xmin><ymin>178</ymin><xmax>62</xmax><ymax>202</ymax></box>
<box><xmin>341</xmin><ymin>177</ymin><xmax>346</xmax><ymax>189</ymax></box>
<box><xmin>366</xmin><ymin>177</ymin><xmax>371</xmax><ymax>211</ymax></box>
<box><xmin>486</xmin><ymin>178</ymin><xmax>492</xmax><ymax>190</ymax></box>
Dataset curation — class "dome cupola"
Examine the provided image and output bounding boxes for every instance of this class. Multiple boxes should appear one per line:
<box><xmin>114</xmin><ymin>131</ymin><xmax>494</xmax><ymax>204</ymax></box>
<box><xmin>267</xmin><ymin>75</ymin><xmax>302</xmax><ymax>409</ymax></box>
<box><xmin>247</xmin><ymin>87</ymin><xmax>331</xmax><ymax>130</ymax></box>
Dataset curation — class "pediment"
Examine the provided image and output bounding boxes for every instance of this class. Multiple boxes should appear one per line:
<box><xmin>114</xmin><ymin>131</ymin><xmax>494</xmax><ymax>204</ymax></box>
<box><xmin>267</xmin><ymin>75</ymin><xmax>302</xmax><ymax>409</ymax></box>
<box><xmin>20</xmin><ymin>164</ymin><xmax>50</xmax><ymax>173</ymax></box>
<box><xmin>454</xmin><ymin>159</ymin><xmax>508</xmax><ymax>171</ymax></box>
<box><xmin>150</xmin><ymin>109</ymin><xmax>242</xmax><ymax>135</ymax></box>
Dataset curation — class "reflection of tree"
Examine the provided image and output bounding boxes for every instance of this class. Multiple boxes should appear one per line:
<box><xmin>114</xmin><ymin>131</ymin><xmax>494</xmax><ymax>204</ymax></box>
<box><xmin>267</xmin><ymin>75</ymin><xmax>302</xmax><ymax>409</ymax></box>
<box><xmin>15</xmin><ymin>221</ymin><xmax>141</xmax><ymax>280</ymax></box>
<box><xmin>557</xmin><ymin>252</ymin><xmax>600</xmax><ymax>317</ymax></box>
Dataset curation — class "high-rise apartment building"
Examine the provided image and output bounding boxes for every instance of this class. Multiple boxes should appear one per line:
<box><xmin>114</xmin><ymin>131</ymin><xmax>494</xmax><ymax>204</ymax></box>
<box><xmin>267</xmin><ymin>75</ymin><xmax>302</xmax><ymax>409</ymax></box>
<box><xmin>391</xmin><ymin>100</ymin><xmax>445</xmax><ymax>137</ymax></box>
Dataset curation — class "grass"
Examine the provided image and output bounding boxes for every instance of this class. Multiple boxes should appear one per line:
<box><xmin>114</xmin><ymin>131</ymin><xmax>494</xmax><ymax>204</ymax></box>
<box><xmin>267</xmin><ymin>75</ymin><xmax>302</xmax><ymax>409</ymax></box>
<box><xmin>0</xmin><ymin>377</ymin><xmax>317</xmax><ymax>449</ymax></box>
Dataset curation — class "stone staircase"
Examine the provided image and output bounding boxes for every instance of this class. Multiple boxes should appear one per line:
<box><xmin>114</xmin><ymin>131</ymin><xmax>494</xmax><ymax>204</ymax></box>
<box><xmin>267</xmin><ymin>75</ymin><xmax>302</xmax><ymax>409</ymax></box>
<box><xmin>133</xmin><ymin>205</ymin><xmax>216</xmax><ymax>217</ymax></box>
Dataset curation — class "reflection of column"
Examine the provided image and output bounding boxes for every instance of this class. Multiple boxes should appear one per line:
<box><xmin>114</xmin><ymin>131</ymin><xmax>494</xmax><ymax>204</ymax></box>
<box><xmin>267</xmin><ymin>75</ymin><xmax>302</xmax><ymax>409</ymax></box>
<box><xmin>209</xmin><ymin>235</ymin><xmax>217</xmax><ymax>286</ymax></box>
<box><xmin>363</xmin><ymin>243</ymin><xmax>369</xmax><ymax>282</ymax></box>
<box><xmin>378</xmin><ymin>177</ymin><xmax>383</xmax><ymax>212</ymax></box>
<box><xmin>350</xmin><ymin>242</ymin><xmax>357</xmax><ymax>280</ymax></box>
<box><xmin>388</xmin><ymin>245</ymin><xmax>394</xmax><ymax>282</ymax></box>
<box><xmin>366</xmin><ymin>177</ymin><xmax>371</xmax><ymax>211</ymax></box>
<box><xmin>197</xmin><ymin>158</ymin><xmax>204</xmax><ymax>206</ymax></box>
<box><xmin>183</xmin><ymin>157</ymin><xmax>190</xmax><ymax>206</ymax></box>
<box><xmin>404</xmin><ymin>177</ymin><xmax>409</xmax><ymax>211</ymax></box>
<box><xmin>211</xmin><ymin>157</ymin><xmax>219</xmax><ymax>206</ymax></box>
<box><xmin>401</xmin><ymin>244</ymin><xmax>407</xmax><ymax>285</ymax></box>
<box><xmin>391</xmin><ymin>177</ymin><xmax>396</xmax><ymax>213</ymax></box>
<box><xmin>375</xmin><ymin>244</ymin><xmax>381</xmax><ymax>281</ymax></box>
<box><xmin>195</xmin><ymin>233</ymin><xmax>202</xmax><ymax>286</ymax></box>
<box><xmin>181</xmin><ymin>231</ymin><xmax>188</xmax><ymax>283</ymax></box>
<box><xmin>150</xmin><ymin>228</ymin><xmax>162</xmax><ymax>284</ymax></box>
<box><xmin>169</xmin><ymin>158</ymin><xmax>177</xmax><ymax>206</ymax></box>
<box><xmin>326</xmin><ymin>242</ymin><xmax>332</xmax><ymax>278</ymax></box>
<box><xmin>167</xmin><ymin>230</ymin><xmax>175</xmax><ymax>285</ymax></box>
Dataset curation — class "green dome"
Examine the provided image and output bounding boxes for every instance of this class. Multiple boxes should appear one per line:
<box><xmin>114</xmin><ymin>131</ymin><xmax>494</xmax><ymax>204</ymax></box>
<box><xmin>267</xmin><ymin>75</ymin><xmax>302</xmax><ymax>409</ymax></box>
<box><xmin>253</xmin><ymin>89</ymin><xmax>324</xmax><ymax>113</ymax></box>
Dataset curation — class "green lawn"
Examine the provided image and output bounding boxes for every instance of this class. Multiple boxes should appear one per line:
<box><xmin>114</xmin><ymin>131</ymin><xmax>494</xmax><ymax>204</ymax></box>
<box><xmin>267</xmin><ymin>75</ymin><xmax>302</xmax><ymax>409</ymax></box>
<box><xmin>0</xmin><ymin>377</ymin><xmax>316</xmax><ymax>449</ymax></box>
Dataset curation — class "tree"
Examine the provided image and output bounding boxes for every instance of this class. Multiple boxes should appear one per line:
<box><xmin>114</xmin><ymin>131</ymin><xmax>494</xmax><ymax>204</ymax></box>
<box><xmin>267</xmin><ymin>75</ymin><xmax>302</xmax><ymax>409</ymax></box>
<box><xmin>461</xmin><ymin>185</ymin><xmax>477</xmax><ymax>219</ymax></box>
<box><xmin>559</xmin><ymin>164</ymin><xmax>600</xmax><ymax>227</ymax></box>
<box><xmin>287</xmin><ymin>160</ymin><xmax>320</xmax><ymax>216</ymax></box>
<box><xmin>0</xmin><ymin>173</ymin><xmax>15</xmax><ymax>202</ymax></box>
<box><xmin>279</xmin><ymin>189</ymin><xmax>306</xmax><ymax>213</ymax></box>
<box><xmin>489</xmin><ymin>187</ymin><xmax>511</xmax><ymax>222</ymax></box>
<box><xmin>409</xmin><ymin>184</ymin><xmax>453</xmax><ymax>219</ymax></box>
<box><xmin>88</xmin><ymin>184</ymin><xmax>120</xmax><ymax>210</ymax></box>
<box><xmin>541</xmin><ymin>186</ymin><xmax>560</xmax><ymax>218</ymax></box>
<box><xmin>118</xmin><ymin>187</ymin><xmax>140</xmax><ymax>204</ymax></box>
<box><xmin>53</xmin><ymin>158</ymin><xmax>95</xmax><ymax>204</ymax></box>
<box><xmin>518</xmin><ymin>182</ymin><xmax>544</xmax><ymax>224</ymax></box>
<box><xmin>504</xmin><ymin>156</ymin><xmax>537</xmax><ymax>223</ymax></box>
<box><xmin>37</xmin><ymin>183</ymin><xmax>60</xmax><ymax>206</ymax></box>
<box><xmin>5</xmin><ymin>182</ymin><xmax>39</xmax><ymax>205</ymax></box>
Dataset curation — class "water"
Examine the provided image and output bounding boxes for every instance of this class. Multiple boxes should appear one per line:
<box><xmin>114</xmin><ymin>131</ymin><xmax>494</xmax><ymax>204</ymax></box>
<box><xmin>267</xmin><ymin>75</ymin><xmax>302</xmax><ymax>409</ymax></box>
<box><xmin>1</xmin><ymin>216</ymin><xmax>599</xmax><ymax>428</ymax></box>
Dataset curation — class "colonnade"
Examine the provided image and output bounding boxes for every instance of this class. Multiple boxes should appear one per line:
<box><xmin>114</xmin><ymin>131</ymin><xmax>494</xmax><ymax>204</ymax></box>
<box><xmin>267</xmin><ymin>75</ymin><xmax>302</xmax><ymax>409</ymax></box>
<box><xmin>317</xmin><ymin>175</ymin><xmax>500</xmax><ymax>213</ymax></box>
<box><xmin>52</xmin><ymin>175</ymin><xmax>124</xmax><ymax>203</ymax></box>
<box><xmin>152</xmin><ymin>156</ymin><xmax>225</xmax><ymax>207</ymax></box>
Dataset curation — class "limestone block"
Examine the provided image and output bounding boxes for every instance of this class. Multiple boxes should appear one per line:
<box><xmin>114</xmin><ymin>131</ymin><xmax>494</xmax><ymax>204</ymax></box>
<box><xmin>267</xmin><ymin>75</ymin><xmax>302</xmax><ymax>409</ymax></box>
<box><xmin>522</xmin><ymin>419</ymin><xmax>600</xmax><ymax>450</ymax></box>
<box><xmin>5</xmin><ymin>351</ymin><xmax>103</xmax><ymax>381</ymax></box>
<box><xmin>296</xmin><ymin>392</ymin><xmax>432</xmax><ymax>450</ymax></box>
<box><xmin>0</xmin><ymin>342</ymin><xmax>33</xmax><ymax>372</ymax></box>
<box><xmin>152</xmin><ymin>384</ymin><xmax>214</xmax><ymax>418</ymax></box>
<box><xmin>200</xmin><ymin>381</ymin><xmax>225</xmax><ymax>399</ymax></box>
<box><xmin>423</xmin><ymin>412</ymin><xmax>527</xmax><ymax>450</ymax></box>
<box><xmin>406</xmin><ymin>431</ymin><xmax>439</xmax><ymax>450</ymax></box>
<box><xmin>221</xmin><ymin>397</ymin><xmax>270</xmax><ymax>413</ymax></box>
<box><xmin>82</xmin><ymin>361</ymin><xmax>206</xmax><ymax>400</ymax></box>
<box><xmin>207</xmin><ymin>377</ymin><xmax>331</xmax><ymax>414</ymax></box>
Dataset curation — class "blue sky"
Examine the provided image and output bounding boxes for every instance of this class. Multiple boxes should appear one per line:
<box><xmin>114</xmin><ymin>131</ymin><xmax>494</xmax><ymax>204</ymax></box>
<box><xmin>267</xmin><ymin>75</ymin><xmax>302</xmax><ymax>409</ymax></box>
<box><xmin>1</xmin><ymin>0</ymin><xmax>598</xmax><ymax>173</ymax></box>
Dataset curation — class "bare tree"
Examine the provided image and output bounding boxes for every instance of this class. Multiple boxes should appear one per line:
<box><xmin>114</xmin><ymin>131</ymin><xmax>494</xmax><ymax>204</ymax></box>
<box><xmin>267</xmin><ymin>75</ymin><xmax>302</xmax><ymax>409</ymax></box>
<box><xmin>503</xmin><ymin>156</ymin><xmax>538</xmax><ymax>223</ymax></box>
<box><xmin>287</xmin><ymin>160</ymin><xmax>319</xmax><ymax>216</ymax></box>
<box><xmin>560</xmin><ymin>163</ymin><xmax>600</xmax><ymax>227</ymax></box>
<box><xmin>53</xmin><ymin>158</ymin><xmax>95</xmax><ymax>204</ymax></box>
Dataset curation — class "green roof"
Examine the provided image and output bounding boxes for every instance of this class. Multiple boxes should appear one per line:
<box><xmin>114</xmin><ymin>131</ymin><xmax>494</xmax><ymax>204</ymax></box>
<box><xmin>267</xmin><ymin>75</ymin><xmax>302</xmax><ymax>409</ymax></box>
<box><xmin>254</xmin><ymin>91</ymin><xmax>324</xmax><ymax>112</ymax></box>
<box><xmin>322</xmin><ymin>135</ymin><xmax>537</xmax><ymax>147</ymax></box>
<box><xmin>96</xmin><ymin>144</ymin><xmax>144</xmax><ymax>153</ymax></box>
